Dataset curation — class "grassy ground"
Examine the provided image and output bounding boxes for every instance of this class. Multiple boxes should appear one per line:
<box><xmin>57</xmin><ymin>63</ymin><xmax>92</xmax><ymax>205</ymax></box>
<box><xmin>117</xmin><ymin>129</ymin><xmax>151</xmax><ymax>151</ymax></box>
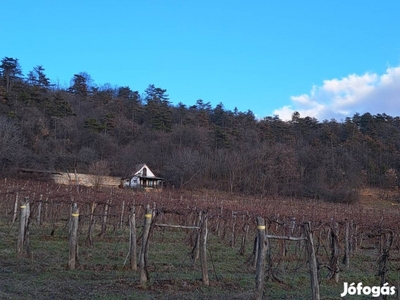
<box><xmin>1</xmin><ymin>219</ymin><xmax>399</xmax><ymax>300</ymax></box>
<box><xmin>1</xmin><ymin>186</ymin><xmax>400</xmax><ymax>299</ymax></box>
<box><xmin>0</xmin><ymin>221</ymin><xmax>258</xmax><ymax>300</ymax></box>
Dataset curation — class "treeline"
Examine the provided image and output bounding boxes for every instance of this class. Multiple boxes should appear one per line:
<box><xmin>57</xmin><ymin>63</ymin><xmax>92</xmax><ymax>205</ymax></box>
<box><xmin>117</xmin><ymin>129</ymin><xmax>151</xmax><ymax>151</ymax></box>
<box><xmin>1</xmin><ymin>56</ymin><xmax>400</xmax><ymax>202</ymax></box>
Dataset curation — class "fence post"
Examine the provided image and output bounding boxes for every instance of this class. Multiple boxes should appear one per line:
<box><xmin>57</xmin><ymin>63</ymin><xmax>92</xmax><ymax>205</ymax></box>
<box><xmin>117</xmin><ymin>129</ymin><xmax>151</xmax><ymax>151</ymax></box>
<box><xmin>304</xmin><ymin>221</ymin><xmax>320</xmax><ymax>300</ymax></box>
<box><xmin>68</xmin><ymin>203</ymin><xmax>79</xmax><ymax>270</ymax></box>
<box><xmin>129</xmin><ymin>205</ymin><xmax>137</xmax><ymax>271</ymax></box>
<box><xmin>255</xmin><ymin>216</ymin><xmax>266</xmax><ymax>300</ymax></box>
<box><xmin>200</xmin><ymin>211</ymin><xmax>209</xmax><ymax>285</ymax></box>
<box><xmin>139</xmin><ymin>205</ymin><xmax>152</xmax><ymax>285</ymax></box>
<box><xmin>17</xmin><ymin>199</ymin><xmax>30</xmax><ymax>256</ymax></box>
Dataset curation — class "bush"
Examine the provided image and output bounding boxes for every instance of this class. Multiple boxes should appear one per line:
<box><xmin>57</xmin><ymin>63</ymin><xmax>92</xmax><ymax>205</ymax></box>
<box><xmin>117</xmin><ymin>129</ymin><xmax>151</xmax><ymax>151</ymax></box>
<box><xmin>323</xmin><ymin>188</ymin><xmax>360</xmax><ymax>204</ymax></box>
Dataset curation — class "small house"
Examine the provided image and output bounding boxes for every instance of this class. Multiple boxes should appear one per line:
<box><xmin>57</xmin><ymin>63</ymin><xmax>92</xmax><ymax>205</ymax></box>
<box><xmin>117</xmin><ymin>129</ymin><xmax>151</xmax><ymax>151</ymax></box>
<box><xmin>123</xmin><ymin>163</ymin><xmax>163</xmax><ymax>189</ymax></box>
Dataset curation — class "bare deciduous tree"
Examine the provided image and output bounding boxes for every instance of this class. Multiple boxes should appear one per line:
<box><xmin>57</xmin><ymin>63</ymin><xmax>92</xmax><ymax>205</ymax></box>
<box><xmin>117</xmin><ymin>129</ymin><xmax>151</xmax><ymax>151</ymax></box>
<box><xmin>88</xmin><ymin>160</ymin><xmax>110</xmax><ymax>189</ymax></box>
<box><xmin>0</xmin><ymin>116</ymin><xmax>22</xmax><ymax>171</ymax></box>
<box><xmin>164</xmin><ymin>148</ymin><xmax>203</xmax><ymax>188</ymax></box>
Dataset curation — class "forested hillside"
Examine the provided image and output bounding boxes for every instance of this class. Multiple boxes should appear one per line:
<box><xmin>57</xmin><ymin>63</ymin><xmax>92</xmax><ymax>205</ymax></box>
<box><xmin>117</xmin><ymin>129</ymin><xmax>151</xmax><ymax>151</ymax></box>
<box><xmin>1</xmin><ymin>56</ymin><xmax>399</xmax><ymax>202</ymax></box>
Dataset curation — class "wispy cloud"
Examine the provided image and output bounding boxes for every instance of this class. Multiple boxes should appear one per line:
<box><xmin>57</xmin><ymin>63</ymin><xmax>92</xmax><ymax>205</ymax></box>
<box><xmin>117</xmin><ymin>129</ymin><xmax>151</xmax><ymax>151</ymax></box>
<box><xmin>273</xmin><ymin>66</ymin><xmax>400</xmax><ymax>121</ymax></box>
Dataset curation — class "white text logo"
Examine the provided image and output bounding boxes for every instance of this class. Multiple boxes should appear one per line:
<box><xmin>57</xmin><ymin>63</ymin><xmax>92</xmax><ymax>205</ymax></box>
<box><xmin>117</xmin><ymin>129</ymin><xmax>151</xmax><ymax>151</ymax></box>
<box><xmin>340</xmin><ymin>282</ymin><xmax>395</xmax><ymax>298</ymax></box>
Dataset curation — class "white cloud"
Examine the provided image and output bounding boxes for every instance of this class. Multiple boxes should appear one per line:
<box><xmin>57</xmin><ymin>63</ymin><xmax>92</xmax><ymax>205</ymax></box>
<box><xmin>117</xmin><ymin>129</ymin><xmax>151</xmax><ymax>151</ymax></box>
<box><xmin>273</xmin><ymin>66</ymin><xmax>400</xmax><ymax>121</ymax></box>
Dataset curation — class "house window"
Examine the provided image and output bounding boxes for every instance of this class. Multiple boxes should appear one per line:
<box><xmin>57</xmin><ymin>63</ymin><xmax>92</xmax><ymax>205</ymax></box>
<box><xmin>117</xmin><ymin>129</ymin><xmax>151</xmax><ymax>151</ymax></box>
<box><xmin>143</xmin><ymin>168</ymin><xmax>147</xmax><ymax>176</ymax></box>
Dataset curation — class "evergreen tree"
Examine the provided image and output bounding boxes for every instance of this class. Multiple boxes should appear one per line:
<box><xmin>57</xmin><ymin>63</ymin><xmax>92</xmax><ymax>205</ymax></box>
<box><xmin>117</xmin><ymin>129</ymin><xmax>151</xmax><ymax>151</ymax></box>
<box><xmin>143</xmin><ymin>84</ymin><xmax>172</xmax><ymax>131</ymax></box>
<box><xmin>0</xmin><ymin>57</ymin><xmax>23</xmax><ymax>93</ymax></box>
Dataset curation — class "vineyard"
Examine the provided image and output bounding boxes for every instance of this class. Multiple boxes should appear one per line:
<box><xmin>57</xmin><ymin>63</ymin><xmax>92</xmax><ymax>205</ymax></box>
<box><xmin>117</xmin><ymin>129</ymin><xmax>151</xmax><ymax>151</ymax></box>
<box><xmin>1</xmin><ymin>179</ymin><xmax>400</xmax><ymax>299</ymax></box>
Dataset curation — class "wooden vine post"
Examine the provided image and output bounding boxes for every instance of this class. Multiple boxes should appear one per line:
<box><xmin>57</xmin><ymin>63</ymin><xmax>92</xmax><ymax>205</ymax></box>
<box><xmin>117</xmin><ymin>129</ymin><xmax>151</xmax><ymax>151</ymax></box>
<box><xmin>139</xmin><ymin>205</ymin><xmax>152</xmax><ymax>285</ymax></box>
<box><xmin>255</xmin><ymin>216</ymin><xmax>266</xmax><ymax>300</ymax></box>
<box><xmin>120</xmin><ymin>200</ymin><xmax>125</xmax><ymax>229</ymax></box>
<box><xmin>200</xmin><ymin>211</ymin><xmax>209</xmax><ymax>285</ymax></box>
<box><xmin>344</xmin><ymin>220</ymin><xmax>350</xmax><ymax>268</ymax></box>
<box><xmin>379</xmin><ymin>230</ymin><xmax>393</xmax><ymax>291</ymax></box>
<box><xmin>230</xmin><ymin>211</ymin><xmax>236</xmax><ymax>248</ymax></box>
<box><xmin>17</xmin><ymin>198</ymin><xmax>30</xmax><ymax>256</ymax></box>
<box><xmin>36</xmin><ymin>194</ymin><xmax>43</xmax><ymax>225</ymax></box>
<box><xmin>239</xmin><ymin>223</ymin><xmax>249</xmax><ymax>256</ymax></box>
<box><xmin>252</xmin><ymin>234</ymin><xmax>259</xmax><ymax>270</ymax></box>
<box><xmin>304</xmin><ymin>222</ymin><xmax>320</xmax><ymax>300</ymax></box>
<box><xmin>68</xmin><ymin>203</ymin><xmax>79</xmax><ymax>270</ymax></box>
<box><xmin>86</xmin><ymin>201</ymin><xmax>96</xmax><ymax>247</ymax></box>
<box><xmin>99</xmin><ymin>199</ymin><xmax>110</xmax><ymax>238</ymax></box>
<box><xmin>129</xmin><ymin>205</ymin><xmax>137</xmax><ymax>271</ymax></box>
<box><xmin>329</xmin><ymin>221</ymin><xmax>340</xmax><ymax>282</ymax></box>
<box><xmin>191</xmin><ymin>210</ymin><xmax>202</xmax><ymax>265</ymax></box>
<box><xmin>12</xmin><ymin>192</ymin><xmax>19</xmax><ymax>225</ymax></box>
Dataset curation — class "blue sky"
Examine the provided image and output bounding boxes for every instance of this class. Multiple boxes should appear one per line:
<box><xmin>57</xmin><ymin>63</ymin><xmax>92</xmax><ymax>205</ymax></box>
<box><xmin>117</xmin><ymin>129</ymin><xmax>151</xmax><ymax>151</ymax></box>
<box><xmin>2</xmin><ymin>0</ymin><xmax>400</xmax><ymax>121</ymax></box>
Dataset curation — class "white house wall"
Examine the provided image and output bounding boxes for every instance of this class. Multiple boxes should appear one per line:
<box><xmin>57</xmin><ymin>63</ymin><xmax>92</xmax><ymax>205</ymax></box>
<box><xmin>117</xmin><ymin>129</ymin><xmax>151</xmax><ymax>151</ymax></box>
<box><xmin>130</xmin><ymin>176</ymin><xmax>140</xmax><ymax>187</ymax></box>
<box><xmin>135</xmin><ymin>165</ymin><xmax>155</xmax><ymax>177</ymax></box>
